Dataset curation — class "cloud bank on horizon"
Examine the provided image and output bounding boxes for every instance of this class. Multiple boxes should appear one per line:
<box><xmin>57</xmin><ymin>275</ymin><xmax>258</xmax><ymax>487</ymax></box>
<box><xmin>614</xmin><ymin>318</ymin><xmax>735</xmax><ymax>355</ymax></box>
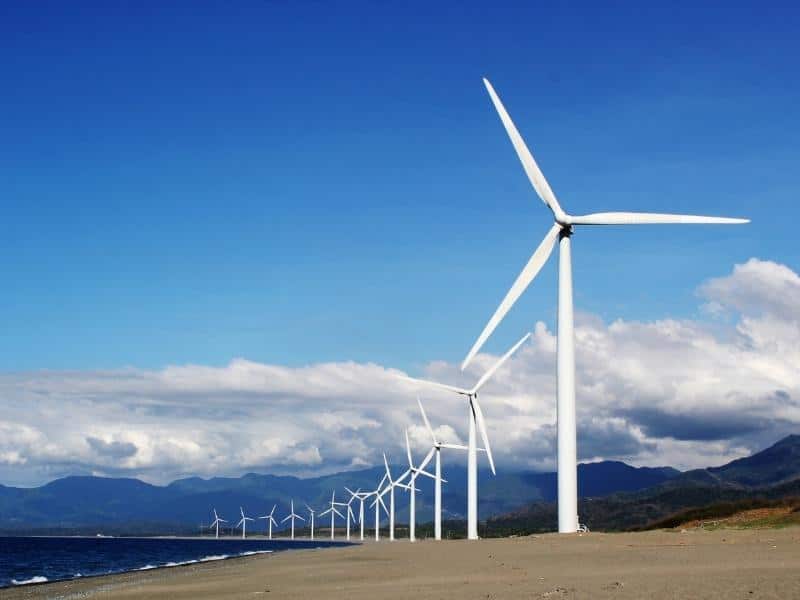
<box><xmin>1</xmin><ymin>257</ymin><xmax>798</xmax><ymax>487</ymax></box>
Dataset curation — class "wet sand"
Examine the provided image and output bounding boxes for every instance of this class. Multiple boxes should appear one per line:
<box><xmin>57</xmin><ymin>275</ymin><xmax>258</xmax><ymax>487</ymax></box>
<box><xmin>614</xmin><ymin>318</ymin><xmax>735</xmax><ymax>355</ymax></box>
<box><xmin>4</xmin><ymin>528</ymin><xmax>799</xmax><ymax>599</ymax></box>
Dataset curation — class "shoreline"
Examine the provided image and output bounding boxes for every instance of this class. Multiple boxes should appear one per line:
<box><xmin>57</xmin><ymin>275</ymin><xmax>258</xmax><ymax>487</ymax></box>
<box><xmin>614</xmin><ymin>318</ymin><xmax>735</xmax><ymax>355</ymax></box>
<box><xmin>3</xmin><ymin>528</ymin><xmax>799</xmax><ymax>599</ymax></box>
<box><xmin>0</xmin><ymin>550</ymin><xmax>287</xmax><ymax>599</ymax></box>
<box><xmin>1</xmin><ymin>538</ymin><xmax>355</xmax><ymax>595</ymax></box>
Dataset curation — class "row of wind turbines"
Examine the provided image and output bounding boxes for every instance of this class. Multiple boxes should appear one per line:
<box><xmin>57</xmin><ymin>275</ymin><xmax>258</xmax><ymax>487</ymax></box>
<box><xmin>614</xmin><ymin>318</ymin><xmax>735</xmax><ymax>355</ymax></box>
<box><xmin>212</xmin><ymin>77</ymin><xmax>748</xmax><ymax>539</ymax></box>
<box><xmin>204</xmin><ymin>334</ymin><xmax>530</xmax><ymax>543</ymax></box>
<box><xmin>394</xmin><ymin>77</ymin><xmax>746</xmax><ymax>536</ymax></box>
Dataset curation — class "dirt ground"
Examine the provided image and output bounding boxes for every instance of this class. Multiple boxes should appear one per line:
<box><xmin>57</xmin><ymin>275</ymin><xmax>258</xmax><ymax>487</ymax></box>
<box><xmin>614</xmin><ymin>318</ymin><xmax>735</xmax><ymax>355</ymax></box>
<box><xmin>3</xmin><ymin>528</ymin><xmax>799</xmax><ymax>599</ymax></box>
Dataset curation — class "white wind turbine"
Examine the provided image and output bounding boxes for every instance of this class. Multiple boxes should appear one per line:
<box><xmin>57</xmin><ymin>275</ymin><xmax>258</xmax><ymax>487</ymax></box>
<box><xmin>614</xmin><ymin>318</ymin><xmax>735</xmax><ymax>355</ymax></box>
<box><xmin>403</xmin><ymin>429</ymin><xmax>438</xmax><ymax>542</ymax></box>
<box><xmin>461</xmin><ymin>78</ymin><xmax>750</xmax><ymax>533</ymax></box>
<box><xmin>346</xmin><ymin>487</ymin><xmax>370</xmax><ymax>541</ymax></box>
<box><xmin>401</xmin><ymin>332</ymin><xmax>530</xmax><ymax>539</ymax></box>
<box><xmin>367</xmin><ymin>474</ymin><xmax>388</xmax><ymax>541</ymax></box>
<box><xmin>236</xmin><ymin>507</ymin><xmax>255</xmax><ymax>539</ymax></box>
<box><xmin>376</xmin><ymin>453</ymin><xmax>411</xmax><ymax>541</ymax></box>
<box><xmin>319</xmin><ymin>491</ymin><xmax>345</xmax><ymax>540</ymax></box>
<box><xmin>258</xmin><ymin>505</ymin><xmax>278</xmax><ymax>539</ymax></box>
<box><xmin>331</xmin><ymin>493</ymin><xmax>355</xmax><ymax>541</ymax></box>
<box><xmin>282</xmin><ymin>500</ymin><xmax>305</xmax><ymax>540</ymax></box>
<box><xmin>415</xmin><ymin>397</ymin><xmax>468</xmax><ymax>540</ymax></box>
<box><xmin>342</xmin><ymin>488</ymin><xmax>362</xmax><ymax>541</ymax></box>
<box><xmin>304</xmin><ymin>503</ymin><xmax>316</xmax><ymax>540</ymax></box>
<box><xmin>210</xmin><ymin>509</ymin><xmax>227</xmax><ymax>539</ymax></box>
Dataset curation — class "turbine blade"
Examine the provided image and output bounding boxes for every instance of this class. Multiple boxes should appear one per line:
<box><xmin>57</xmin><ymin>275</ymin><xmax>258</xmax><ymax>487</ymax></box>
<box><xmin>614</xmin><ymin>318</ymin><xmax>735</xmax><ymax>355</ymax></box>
<box><xmin>417</xmin><ymin>447</ymin><xmax>436</xmax><ymax>473</ymax></box>
<box><xmin>483</xmin><ymin>78</ymin><xmax>565</xmax><ymax>219</ymax></box>
<box><xmin>471</xmin><ymin>331</ymin><xmax>531</xmax><ymax>393</ymax></box>
<box><xmin>472</xmin><ymin>396</ymin><xmax>496</xmax><ymax>475</ymax></box>
<box><xmin>398</xmin><ymin>374</ymin><xmax>470</xmax><ymax>396</ymax></box>
<box><xmin>405</xmin><ymin>429</ymin><xmax>414</xmax><ymax>467</ymax></box>
<box><xmin>417</xmin><ymin>396</ymin><xmax>438</xmax><ymax>445</ymax></box>
<box><xmin>281</xmin><ymin>515</ymin><xmax>291</xmax><ymax>522</ymax></box>
<box><xmin>569</xmin><ymin>212</ymin><xmax>750</xmax><ymax>225</ymax></box>
<box><xmin>415</xmin><ymin>468</ymin><xmax>437</xmax><ymax>481</ymax></box>
<box><xmin>461</xmin><ymin>223</ymin><xmax>560</xmax><ymax>370</ymax></box>
<box><xmin>440</xmin><ymin>443</ymin><xmax>469</xmax><ymax>451</ymax></box>
<box><xmin>383</xmin><ymin>453</ymin><xmax>393</xmax><ymax>483</ymax></box>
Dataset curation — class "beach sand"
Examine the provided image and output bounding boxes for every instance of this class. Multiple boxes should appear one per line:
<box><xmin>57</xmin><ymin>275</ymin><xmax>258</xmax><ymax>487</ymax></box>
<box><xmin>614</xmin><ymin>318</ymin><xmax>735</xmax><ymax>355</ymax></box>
<box><xmin>4</xmin><ymin>528</ymin><xmax>799</xmax><ymax>599</ymax></box>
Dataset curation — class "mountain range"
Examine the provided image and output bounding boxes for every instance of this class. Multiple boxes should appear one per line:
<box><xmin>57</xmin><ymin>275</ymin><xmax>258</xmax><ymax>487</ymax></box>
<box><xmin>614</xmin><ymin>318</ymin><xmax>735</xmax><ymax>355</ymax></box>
<box><xmin>1</xmin><ymin>435</ymin><xmax>797</xmax><ymax>535</ymax></box>
<box><xmin>486</xmin><ymin>434</ymin><xmax>800</xmax><ymax>534</ymax></box>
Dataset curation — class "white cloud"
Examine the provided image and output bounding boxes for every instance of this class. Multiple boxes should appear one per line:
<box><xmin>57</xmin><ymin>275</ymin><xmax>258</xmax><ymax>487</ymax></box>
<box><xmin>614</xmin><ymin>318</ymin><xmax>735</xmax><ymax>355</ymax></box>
<box><xmin>0</xmin><ymin>258</ymin><xmax>798</xmax><ymax>486</ymax></box>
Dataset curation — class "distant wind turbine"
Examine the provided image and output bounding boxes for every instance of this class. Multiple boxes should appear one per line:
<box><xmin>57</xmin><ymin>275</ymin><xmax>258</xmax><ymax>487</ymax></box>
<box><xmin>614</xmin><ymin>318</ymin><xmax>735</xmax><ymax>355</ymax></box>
<box><xmin>304</xmin><ymin>503</ymin><xmax>316</xmax><ymax>540</ymax></box>
<box><xmin>376</xmin><ymin>453</ymin><xmax>411</xmax><ymax>541</ymax></box>
<box><xmin>461</xmin><ymin>78</ymin><xmax>749</xmax><ymax>533</ymax></box>
<box><xmin>367</xmin><ymin>474</ymin><xmax>388</xmax><ymax>541</ymax></box>
<box><xmin>341</xmin><ymin>488</ymin><xmax>360</xmax><ymax>541</ymax></box>
<box><xmin>416</xmin><ymin>396</ymin><xmax>467</xmax><ymax>540</ymax></box>
<box><xmin>319</xmin><ymin>491</ymin><xmax>345</xmax><ymax>540</ymax></box>
<box><xmin>282</xmin><ymin>500</ymin><xmax>305</xmax><ymax>540</ymax></box>
<box><xmin>404</xmin><ymin>429</ymin><xmax>438</xmax><ymax>542</ymax></box>
<box><xmin>400</xmin><ymin>332</ymin><xmax>530</xmax><ymax>539</ymax></box>
<box><xmin>236</xmin><ymin>507</ymin><xmax>255</xmax><ymax>539</ymax></box>
<box><xmin>346</xmin><ymin>487</ymin><xmax>370</xmax><ymax>541</ymax></box>
<box><xmin>210</xmin><ymin>509</ymin><xmax>227</xmax><ymax>539</ymax></box>
<box><xmin>258</xmin><ymin>505</ymin><xmax>278</xmax><ymax>540</ymax></box>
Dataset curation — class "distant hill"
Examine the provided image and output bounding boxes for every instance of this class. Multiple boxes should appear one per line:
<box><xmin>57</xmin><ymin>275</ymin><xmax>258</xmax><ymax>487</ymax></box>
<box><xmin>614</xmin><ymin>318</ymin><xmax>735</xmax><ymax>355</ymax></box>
<box><xmin>486</xmin><ymin>434</ymin><xmax>800</xmax><ymax>535</ymax></box>
<box><xmin>0</xmin><ymin>458</ymin><xmax>678</xmax><ymax>535</ymax></box>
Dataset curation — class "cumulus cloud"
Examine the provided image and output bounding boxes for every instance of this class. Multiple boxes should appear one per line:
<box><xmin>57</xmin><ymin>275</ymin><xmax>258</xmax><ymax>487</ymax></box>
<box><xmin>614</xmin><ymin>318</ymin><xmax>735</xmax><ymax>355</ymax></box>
<box><xmin>0</xmin><ymin>258</ymin><xmax>798</xmax><ymax>486</ymax></box>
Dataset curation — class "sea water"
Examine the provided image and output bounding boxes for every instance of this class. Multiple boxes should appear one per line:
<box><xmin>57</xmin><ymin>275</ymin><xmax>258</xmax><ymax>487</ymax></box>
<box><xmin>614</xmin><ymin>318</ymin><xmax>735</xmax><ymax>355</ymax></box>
<box><xmin>0</xmin><ymin>537</ymin><xmax>352</xmax><ymax>588</ymax></box>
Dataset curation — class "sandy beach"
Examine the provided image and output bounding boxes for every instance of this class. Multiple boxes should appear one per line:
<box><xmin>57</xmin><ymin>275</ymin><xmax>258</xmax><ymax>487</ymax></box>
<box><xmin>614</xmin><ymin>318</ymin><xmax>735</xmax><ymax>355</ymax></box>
<box><xmin>3</xmin><ymin>528</ymin><xmax>799</xmax><ymax>599</ymax></box>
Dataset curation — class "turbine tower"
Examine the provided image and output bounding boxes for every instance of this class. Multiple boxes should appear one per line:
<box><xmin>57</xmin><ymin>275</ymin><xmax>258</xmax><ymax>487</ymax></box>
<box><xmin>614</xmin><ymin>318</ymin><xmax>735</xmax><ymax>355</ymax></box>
<box><xmin>258</xmin><ymin>505</ymin><xmax>278</xmax><ymax>539</ymax></box>
<box><xmin>210</xmin><ymin>509</ymin><xmax>227</xmax><ymax>539</ymax></box>
<box><xmin>416</xmin><ymin>397</ymin><xmax>466</xmax><ymax>540</ymax></box>
<box><xmin>367</xmin><ymin>474</ymin><xmax>388</xmax><ymax>541</ymax></box>
<box><xmin>236</xmin><ymin>507</ymin><xmax>254</xmax><ymax>539</ymax></box>
<box><xmin>343</xmin><ymin>488</ymin><xmax>362</xmax><ymax>541</ymax></box>
<box><xmin>403</xmin><ymin>429</ymin><xmax>438</xmax><ymax>542</ymax></box>
<box><xmin>282</xmin><ymin>500</ymin><xmax>305</xmax><ymax>540</ymax></box>
<box><xmin>305</xmin><ymin>503</ymin><xmax>316</xmax><ymax>540</ymax></box>
<box><xmin>376</xmin><ymin>453</ymin><xmax>411</xmax><ymax>541</ymax></box>
<box><xmin>461</xmin><ymin>78</ymin><xmax>749</xmax><ymax>533</ymax></box>
<box><xmin>319</xmin><ymin>491</ymin><xmax>345</xmax><ymax>539</ymax></box>
<box><xmin>346</xmin><ymin>487</ymin><xmax>370</xmax><ymax>541</ymax></box>
<box><xmin>401</xmin><ymin>332</ymin><xmax>530</xmax><ymax>539</ymax></box>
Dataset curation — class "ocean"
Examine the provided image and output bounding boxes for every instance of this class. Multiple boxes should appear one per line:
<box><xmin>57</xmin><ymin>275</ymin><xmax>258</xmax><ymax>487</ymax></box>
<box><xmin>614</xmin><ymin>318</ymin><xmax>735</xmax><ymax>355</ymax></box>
<box><xmin>0</xmin><ymin>536</ymin><xmax>352</xmax><ymax>588</ymax></box>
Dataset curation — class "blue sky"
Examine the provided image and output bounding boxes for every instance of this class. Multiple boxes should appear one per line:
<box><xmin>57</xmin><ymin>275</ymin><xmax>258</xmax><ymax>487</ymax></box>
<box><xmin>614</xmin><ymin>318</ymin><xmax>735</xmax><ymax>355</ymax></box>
<box><xmin>1</xmin><ymin>1</ymin><xmax>797</xmax><ymax>374</ymax></box>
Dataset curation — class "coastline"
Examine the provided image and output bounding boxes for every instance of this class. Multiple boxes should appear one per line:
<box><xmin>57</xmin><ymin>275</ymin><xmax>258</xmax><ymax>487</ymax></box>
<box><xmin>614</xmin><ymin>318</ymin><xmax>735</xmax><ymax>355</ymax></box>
<box><xmin>3</xmin><ymin>528</ymin><xmax>799</xmax><ymax>599</ymax></box>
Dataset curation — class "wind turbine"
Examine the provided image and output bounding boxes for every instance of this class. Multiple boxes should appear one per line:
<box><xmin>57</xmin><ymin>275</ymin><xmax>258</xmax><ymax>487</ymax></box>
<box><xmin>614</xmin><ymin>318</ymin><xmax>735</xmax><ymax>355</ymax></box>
<box><xmin>319</xmin><ymin>491</ymin><xmax>345</xmax><ymax>539</ymax></box>
<box><xmin>282</xmin><ymin>500</ymin><xmax>305</xmax><ymax>540</ymax></box>
<box><xmin>305</xmin><ymin>503</ymin><xmax>316</xmax><ymax>540</ymax></box>
<box><xmin>401</xmin><ymin>332</ymin><xmax>530</xmax><ymax>539</ymax></box>
<box><xmin>376</xmin><ymin>453</ymin><xmax>411</xmax><ymax>541</ymax></box>
<box><xmin>367</xmin><ymin>474</ymin><xmax>388</xmax><ymax>541</ymax></box>
<box><xmin>342</xmin><ymin>488</ymin><xmax>361</xmax><ymax>541</ymax></box>
<box><xmin>403</xmin><ymin>429</ymin><xmax>438</xmax><ymax>542</ymax></box>
<box><xmin>346</xmin><ymin>487</ymin><xmax>369</xmax><ymax>541</ymax></box>
<box><xmin>331</xmin><ymin>493</ymin><xmax>355</xmax><ymax>541</ymax></box>
<box><xmin>416</xmin><ymin>397</ymin><xmax>467</xmax><ymax>540</ymax></box>
<box><xmin>258</xmin><ymin>505</ymin><xmax>278</xmax><ymax>539</ymax></box>
<box><xmin>236</xmin><ymin>507</ymin><xmax>255</xmax><ymax>539</ymax></box>
<box><xmin>461</xmin><ymin>78</ymin><xmax>750</xmax><ymax>533</ymax></box>
<box><xmin>210</xmin><ymin>509</ymin><xmax>227</xmax><ymax>539</ymax></box>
